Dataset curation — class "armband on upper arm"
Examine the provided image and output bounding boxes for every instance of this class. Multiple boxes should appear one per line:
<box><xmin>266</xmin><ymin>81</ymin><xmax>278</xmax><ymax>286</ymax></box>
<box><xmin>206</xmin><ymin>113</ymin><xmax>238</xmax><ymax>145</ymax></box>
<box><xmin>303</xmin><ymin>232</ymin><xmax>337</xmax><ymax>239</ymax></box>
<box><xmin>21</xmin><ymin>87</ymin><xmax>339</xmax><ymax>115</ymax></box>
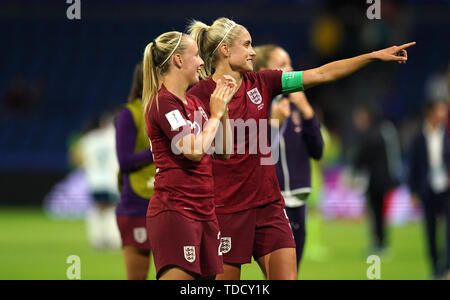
<box><xmin>281</xmin><ymin>71</ymin><xmax>304</xmax><ymax>93</ymax></box>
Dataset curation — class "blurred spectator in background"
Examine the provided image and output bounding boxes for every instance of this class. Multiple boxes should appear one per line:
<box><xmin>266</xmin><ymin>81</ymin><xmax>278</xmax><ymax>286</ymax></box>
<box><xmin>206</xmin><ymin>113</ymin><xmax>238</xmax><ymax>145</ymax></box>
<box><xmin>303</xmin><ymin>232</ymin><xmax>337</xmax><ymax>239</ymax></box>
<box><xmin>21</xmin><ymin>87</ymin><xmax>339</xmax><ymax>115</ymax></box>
<box><xmin>254</xmin><ymin>45</ymin><xmax>324</xmax><ymax>272</ymax></box>
<box><xmin>77</xmin><ymin>112</ymin><xmax>121</xmax><ymax>250</ymax></box>
<box><xmin>43</xmin><ymin>117</ymin><xmax>105</xmax><ymax>219</ymax></box>
<box><xmin>115</xmin><ymin>63</ymin><xmax>155</xmax><ymax>280</ymax></box>
<box><xmin>408</xmin><ymin>72</ymin><xmax>449</xmax><ymax>280</ymax></box>
<box><xmin>352</xmin><ymin>103</ymin><xmax>402</xmax><ymax>255</ymax></box>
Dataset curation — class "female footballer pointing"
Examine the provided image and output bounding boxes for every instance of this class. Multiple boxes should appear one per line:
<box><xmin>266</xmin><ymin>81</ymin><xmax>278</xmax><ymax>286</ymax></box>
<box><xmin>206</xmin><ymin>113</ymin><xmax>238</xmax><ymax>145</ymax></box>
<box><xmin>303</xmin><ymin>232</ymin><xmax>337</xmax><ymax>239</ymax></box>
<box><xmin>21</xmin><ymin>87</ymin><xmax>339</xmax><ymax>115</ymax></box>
<box><xmin>187</xmin><ymin>17</ymin><xmax>415</xmax><ymax>280</ymax></box>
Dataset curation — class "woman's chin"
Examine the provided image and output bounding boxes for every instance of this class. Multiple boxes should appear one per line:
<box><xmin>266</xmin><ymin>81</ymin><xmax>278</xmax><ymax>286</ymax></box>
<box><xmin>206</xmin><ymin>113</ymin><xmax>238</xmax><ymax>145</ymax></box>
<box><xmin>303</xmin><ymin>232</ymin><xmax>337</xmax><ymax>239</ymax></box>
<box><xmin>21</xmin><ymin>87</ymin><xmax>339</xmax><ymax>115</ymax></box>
<box><xmin>245</xmin><ymin>62</ymin><xmax>254</xmax><ymax>72</ymax></box>
<box><xmin>190</xmin><ymin>76</ymin><xmax>200</xmax><ymax>86</ymax></box>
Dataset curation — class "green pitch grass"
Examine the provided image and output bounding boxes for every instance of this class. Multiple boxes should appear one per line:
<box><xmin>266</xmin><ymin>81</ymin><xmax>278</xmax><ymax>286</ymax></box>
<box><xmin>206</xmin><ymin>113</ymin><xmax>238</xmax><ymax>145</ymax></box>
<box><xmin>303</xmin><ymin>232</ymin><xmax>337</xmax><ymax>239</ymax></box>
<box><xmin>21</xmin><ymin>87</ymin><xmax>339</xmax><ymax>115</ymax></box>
<box><xmin>0</xmin><ymin>208</ymin><xmax>430</xmax><ymax>280</ymax></box>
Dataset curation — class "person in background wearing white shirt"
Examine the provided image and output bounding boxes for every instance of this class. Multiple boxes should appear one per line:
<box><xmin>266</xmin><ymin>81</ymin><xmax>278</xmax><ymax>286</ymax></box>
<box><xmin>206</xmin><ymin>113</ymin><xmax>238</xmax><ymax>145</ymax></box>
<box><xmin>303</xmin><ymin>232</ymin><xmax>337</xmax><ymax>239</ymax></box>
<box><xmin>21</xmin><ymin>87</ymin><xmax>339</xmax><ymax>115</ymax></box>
<box><xmin>408</xmin><ymin>94</ymin><xmax>449</xmax><ymax>280</ymax></box>
<box><xmin>78</xmin><ymin>113</ymin><xmax>121</xmax><ymax>250</ymax></box>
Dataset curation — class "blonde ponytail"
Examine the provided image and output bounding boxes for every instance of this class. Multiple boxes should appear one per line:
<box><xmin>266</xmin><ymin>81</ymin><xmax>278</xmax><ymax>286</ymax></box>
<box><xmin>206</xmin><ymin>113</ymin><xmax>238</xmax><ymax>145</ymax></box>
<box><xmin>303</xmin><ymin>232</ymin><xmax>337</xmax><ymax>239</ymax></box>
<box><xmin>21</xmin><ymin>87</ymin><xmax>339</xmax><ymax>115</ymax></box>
<box><xmin>141</xmin><ymin>31</ymin><xmax>187</xmax><ymax>116</ymax></box>
<box><xmin>188</xmin><ymin>20</ymin><xmax>212</xmax><ymax>79</ymax></box>
<box><xmin>142</xmin><ymin>42</ymin><xmax>159</xmax><ymax>115</ymax></box>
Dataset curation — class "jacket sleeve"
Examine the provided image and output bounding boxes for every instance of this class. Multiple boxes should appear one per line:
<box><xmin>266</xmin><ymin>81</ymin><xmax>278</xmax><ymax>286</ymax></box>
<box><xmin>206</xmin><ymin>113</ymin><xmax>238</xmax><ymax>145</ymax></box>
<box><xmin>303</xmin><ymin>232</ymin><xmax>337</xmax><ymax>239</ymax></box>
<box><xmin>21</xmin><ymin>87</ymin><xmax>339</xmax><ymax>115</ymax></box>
<box><xmin>115</xmin><ymin>108</ymin><xmax>153</xmax><ymax>172</ymax></box>
<box><xmin>407</xmin><ymin>136</ymin><xmax>421</xmax><ymax>195</ymax></box>
<box><xmin>301</xmin><ymin>115</ymin><xmax>324</xmax><ymax>160</ymax></box>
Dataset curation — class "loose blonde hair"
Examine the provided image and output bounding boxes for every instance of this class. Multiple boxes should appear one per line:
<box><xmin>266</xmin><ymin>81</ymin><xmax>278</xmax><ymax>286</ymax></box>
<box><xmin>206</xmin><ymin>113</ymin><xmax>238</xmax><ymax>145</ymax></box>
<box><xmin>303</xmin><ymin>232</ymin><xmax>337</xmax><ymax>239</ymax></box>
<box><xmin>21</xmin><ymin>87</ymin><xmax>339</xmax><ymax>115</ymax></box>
<box><xmin>253</xmin><ymin>44</ymin><xmax>279</xmax><ymax>72</ymax></box>
<box><xmin>188</xmin><ymin>17</ymin><xmax>245</xmax><ymax>79</ymax></box>
<box><xmin>142</xmin><ymin>31</ymin><xmax>187</xmax><ymax>114</ymax></box>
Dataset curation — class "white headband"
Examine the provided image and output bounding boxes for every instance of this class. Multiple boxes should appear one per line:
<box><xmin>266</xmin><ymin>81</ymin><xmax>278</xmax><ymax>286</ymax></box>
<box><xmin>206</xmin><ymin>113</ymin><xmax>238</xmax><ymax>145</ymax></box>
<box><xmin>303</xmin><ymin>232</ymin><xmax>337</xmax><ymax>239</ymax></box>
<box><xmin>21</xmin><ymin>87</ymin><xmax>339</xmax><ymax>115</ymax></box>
<box><xmin>210</xmin><ymin>23</ymin><xmax>237</xmax><ymax>56</ymax></box>
<box><xmin>158</xmin><ymin>32</ymin><xmax>183</xmax><ymax>68</ymax></box>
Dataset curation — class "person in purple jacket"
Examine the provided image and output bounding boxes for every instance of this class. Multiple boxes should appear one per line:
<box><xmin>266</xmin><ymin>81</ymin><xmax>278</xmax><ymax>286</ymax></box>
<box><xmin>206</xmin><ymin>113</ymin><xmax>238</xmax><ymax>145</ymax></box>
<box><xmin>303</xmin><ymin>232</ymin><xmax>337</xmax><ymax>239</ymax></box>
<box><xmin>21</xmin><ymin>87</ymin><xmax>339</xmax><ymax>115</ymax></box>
<box><xmin>254</xmin><ymin>45</ymin><xmax>324</xmax><ymax>273</ymax></box>
<box><xmin>115</xmin><ymin>63</ymin><xmax>156</xmax><ymax>280</ymax></box>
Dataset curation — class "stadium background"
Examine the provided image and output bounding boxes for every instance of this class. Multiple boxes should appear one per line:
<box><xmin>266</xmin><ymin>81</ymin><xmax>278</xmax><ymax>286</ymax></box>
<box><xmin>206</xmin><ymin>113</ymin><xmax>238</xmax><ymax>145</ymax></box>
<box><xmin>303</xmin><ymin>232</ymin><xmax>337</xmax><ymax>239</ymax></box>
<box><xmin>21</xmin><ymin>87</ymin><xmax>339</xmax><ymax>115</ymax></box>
<box><xmin>0</xmin><ymin>0</ymin><xmax>448</xmax><ymax>280</ymax></box>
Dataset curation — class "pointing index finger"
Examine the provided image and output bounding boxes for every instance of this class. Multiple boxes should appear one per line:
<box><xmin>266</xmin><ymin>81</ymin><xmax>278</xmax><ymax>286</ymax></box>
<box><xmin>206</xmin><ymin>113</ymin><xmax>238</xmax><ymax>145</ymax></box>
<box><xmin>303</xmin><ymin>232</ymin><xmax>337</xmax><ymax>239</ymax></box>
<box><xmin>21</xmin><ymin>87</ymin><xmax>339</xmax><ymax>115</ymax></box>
<box><xmin>398</xmin><ymin>42</ymin><xmax>416</xmax><ymax>51</ymax></box>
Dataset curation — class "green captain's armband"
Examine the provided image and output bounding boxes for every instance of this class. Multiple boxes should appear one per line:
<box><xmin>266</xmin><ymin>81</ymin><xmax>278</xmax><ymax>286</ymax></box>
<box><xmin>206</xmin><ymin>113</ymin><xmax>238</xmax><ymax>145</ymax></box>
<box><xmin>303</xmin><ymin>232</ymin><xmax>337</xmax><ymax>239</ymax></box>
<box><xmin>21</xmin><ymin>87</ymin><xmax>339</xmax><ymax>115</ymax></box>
<box><xmin>281</xmin><ymin>71</ymin><xmax>304</xmax><ymax>93</ymax></box>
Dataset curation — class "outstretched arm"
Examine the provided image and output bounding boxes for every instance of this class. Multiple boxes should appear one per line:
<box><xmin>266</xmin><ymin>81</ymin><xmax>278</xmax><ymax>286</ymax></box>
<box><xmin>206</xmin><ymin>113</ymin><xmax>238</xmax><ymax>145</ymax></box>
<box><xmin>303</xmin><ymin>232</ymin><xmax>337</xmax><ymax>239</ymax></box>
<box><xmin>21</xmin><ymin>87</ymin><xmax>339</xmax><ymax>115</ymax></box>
<box><xmin>302</xmin><ymin>42</ymin><xmax>416</xmax><ymax>90</ymax></box>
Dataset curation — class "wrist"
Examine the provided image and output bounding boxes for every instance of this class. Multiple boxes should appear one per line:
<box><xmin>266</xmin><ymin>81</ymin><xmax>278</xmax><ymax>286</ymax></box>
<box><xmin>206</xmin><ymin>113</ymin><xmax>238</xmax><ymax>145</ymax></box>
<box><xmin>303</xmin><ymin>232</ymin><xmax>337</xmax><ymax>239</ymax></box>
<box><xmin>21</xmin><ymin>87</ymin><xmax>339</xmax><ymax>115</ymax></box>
<box><xmin>367</xmin><ymin>51</ymin><xmax>379</xmax><ymax>61</ymax></box>
<box><xmin>210</xmin><ymin>112</ymin><xmax>224</xmax><ymax>120</ymax></box>
<box><xmin>209</xmin><ymin>115</ymin><xmax>222</xmax><ymax>123</ymax></box>
<box><xmin>222</xmin><ymin>108</ymin><xmax>229</xmax><ymax>119</ymax></box>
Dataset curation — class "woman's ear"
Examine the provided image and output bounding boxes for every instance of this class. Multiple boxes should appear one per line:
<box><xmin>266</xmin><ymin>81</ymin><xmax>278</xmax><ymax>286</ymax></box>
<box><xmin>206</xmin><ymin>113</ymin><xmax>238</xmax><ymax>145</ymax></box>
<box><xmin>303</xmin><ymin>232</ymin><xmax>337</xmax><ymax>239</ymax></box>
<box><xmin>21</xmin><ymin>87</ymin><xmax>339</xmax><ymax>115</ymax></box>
<box><xmin>173</xmin><ymin>54</ymin><xmax>183</xmax><ymax>69</ymax></box>
<box><xmin>219</xmin><ymin>44</ymin><xmax>230</xmax><ymax>58</ymax></box>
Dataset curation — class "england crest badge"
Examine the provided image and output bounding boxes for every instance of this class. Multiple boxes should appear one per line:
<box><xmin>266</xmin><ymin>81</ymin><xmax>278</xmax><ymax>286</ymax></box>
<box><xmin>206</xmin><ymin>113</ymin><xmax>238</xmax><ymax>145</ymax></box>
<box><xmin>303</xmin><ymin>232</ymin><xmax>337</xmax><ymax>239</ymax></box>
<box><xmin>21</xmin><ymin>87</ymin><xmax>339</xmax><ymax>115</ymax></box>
<box><xmin>133</xmin><ymin>227</ymin><xmax>147</xmax><ymax>244</ymax></box>
<box><xmin>184</xmin><ymin>246</ymin><xmax>196</xmax><ymax>263</ymax></box>
<box><xmin>247</xmin><ymin>88</ymin><xmax>262</xmax><ymax>105</ymax></box>
<box><xmin>221</xmin><ymin>237</ymin><xmax>232</xmax><ymax>254</ymax></box>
